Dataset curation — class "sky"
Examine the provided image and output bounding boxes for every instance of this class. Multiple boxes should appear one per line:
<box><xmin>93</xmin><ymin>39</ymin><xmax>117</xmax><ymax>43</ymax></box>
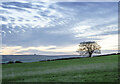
<box><xmin>0</xmin><ymin>1</ymin><xmax>119</xmax><ymax>55</ymax></box>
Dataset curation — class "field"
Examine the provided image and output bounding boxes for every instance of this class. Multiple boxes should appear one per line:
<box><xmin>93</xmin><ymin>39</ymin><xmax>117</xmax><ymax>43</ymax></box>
<box><xmin>2</xmin><ymin>55</ymin><xmax>119</xmax><ymax>82</ymax></box>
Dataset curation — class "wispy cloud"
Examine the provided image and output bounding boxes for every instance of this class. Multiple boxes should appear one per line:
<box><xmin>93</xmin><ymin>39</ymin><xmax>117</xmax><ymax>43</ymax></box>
<box><xmin>1</xmin><ymin>1</ymin><xmax>118</xmax><ymax>55</ymax></box>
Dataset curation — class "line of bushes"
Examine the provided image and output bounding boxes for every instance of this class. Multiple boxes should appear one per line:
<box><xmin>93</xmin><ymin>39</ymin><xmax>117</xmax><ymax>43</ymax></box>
<box><xmin>2</xmin><ymin>61</ymin><xmax>22</xmax><ymax>64</ymax></box>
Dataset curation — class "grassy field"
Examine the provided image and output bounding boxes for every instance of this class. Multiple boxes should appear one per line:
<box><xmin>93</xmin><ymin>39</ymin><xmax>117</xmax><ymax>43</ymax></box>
<box><xmin>2</xmin><ymin>55</ymin><xmax>119</xmax><ymax>82</ymax></box>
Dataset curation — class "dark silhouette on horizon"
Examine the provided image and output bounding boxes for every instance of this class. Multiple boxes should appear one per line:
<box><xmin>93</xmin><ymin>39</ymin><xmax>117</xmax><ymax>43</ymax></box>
<box><xmin>77</xmin><ymin>41</ymin><xmax>101</xmax><ymax>57</ymax></box>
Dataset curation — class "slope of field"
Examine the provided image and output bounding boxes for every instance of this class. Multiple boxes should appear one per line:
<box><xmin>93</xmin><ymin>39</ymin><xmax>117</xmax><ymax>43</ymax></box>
<box><xmin>2</xmin><ymin>55</ymin><xmax>119</xmax><ymax>82</ymax></box>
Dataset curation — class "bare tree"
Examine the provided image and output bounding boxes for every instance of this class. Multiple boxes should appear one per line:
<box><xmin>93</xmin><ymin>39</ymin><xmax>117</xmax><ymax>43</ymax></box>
<box><xmin>77</xmin><ymin>41</ymin><xmax>101</xmax><ymax>57</ymax></box>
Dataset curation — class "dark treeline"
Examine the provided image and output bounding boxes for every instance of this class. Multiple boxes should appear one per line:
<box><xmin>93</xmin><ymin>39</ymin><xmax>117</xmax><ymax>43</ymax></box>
<box><xmin>2</xmin><ymin>53</ymin><xmax>119</xmax><ymax>64</ymax></box>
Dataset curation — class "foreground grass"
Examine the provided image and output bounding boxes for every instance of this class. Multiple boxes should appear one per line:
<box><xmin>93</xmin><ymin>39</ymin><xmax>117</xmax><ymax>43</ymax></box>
<box><xmin>2</xmin><ymin>55</ymin><xmax>119</xmax><ymax>82</ymax></box>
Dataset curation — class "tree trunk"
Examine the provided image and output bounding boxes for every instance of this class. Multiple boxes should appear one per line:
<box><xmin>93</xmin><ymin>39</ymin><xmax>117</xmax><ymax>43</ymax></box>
<box><xmin>89</xmin><ymin>52</ymin><xmax>92</xmax><ymax>57</ymax></box>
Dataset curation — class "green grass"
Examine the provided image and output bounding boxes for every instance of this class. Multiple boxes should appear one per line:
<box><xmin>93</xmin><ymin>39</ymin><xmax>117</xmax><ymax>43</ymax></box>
<box><xmin>2</xmin><ymin>55</ymin><xmax>119</xmax><ymax>82</ymax></box>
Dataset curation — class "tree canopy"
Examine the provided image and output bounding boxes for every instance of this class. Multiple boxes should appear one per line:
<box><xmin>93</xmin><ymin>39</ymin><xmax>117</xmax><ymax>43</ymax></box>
<box><xmin>77</xmin><ymin>41</ymin><xmax>101</xmax><ymax>57</ymax></box>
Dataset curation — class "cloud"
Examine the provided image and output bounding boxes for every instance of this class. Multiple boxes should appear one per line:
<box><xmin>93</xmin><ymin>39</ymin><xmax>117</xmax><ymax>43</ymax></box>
<box><xmin>1</xmin><ymin>1</ymin><xmax>118</xmax><ymax>55</ymax></box>
<box><xmin>97</xmin><ymin>34</ymin><xmax>118</xmax><ymax>50</ymax></box>
<box><xmin>16</xmin><ymin>49</ymin><xmax>69</xmax><ymax>55</ymax></box>
<box><xmin>0</xmin><ymin>1</ymin><xmax>71</xmax><ymax>29</ymax></box>
<box><xmin>1</xmin><ymin>44</ymin><xmax>77</xmax><ymax>55</ymax></box>
<box><xmin>0</xmin><ymin>0</ymin><xmax>119</xmax><ymax>2</ymax></box>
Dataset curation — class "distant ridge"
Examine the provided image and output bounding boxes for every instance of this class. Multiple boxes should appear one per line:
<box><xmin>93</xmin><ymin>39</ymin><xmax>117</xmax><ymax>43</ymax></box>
<box><xmin>1</xmin><ymin>53</ymin><xmax>120</xmax><ymax>56</ymax></box>
<box><xmin>1</xmin><ymin>53</ymin><xmax>119</xmax><ymax>64</ymax></box>
<box><xmin>44</xmin><ymin>53</ymin><xmax>120</xmax><ymax>61</ymax></box>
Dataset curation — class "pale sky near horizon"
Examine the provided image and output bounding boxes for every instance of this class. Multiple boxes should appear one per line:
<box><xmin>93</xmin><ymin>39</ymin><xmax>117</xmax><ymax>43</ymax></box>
<box><xmin>0</xmin><ymin>1</ymin><xmax>118</xmax><ymax>55</ymax></box>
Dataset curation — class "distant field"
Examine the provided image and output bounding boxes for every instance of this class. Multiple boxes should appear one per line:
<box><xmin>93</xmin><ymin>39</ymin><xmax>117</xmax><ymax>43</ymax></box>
<box><xmin>2</xmin><ymin>55</ymin><xmax>119</xmax><ymax>82</ymax></box>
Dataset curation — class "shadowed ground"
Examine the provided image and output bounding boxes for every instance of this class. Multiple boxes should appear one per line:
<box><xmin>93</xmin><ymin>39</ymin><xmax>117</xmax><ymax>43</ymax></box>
<box><xmin>2</xmin><ymin>55</ymin><xmax>119</xmax><ymax>82</ymax></box>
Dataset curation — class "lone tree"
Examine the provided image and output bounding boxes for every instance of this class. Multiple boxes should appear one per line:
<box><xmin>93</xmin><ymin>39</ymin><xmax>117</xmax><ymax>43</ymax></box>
<box><xmin>77</xmin><ymin>41</ymin><xmax>101</xmax><ymax>57</ymax></box>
